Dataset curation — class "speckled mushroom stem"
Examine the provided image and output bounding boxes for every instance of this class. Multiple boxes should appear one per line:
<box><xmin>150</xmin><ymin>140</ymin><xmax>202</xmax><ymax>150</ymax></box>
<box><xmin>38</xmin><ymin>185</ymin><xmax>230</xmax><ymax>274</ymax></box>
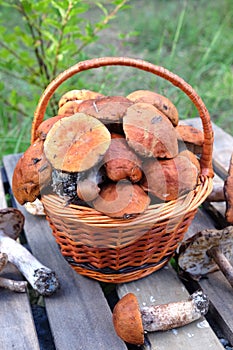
<box><xmin>141</xmin><ymin>290</ymin><xmax>209</xmax><ymax>332</ymax></box>
<box><xmin>0</xmin><ymin>252</ymin><xmax>27</xmax><ymax>292</ymax></box>
<box><xmin>0</xmin><ymin>230</ymin><xmax>59</xmax><ymax>296</ymax></box>
<box><xmin>207</xmin><ymin>246</ymin><xmax>233</xmax><ymax>288</ymax></box>
<box><xmin>0</xmin><ymin>277</ymin><xmax>27</xmax><ymax>292</ymax></box>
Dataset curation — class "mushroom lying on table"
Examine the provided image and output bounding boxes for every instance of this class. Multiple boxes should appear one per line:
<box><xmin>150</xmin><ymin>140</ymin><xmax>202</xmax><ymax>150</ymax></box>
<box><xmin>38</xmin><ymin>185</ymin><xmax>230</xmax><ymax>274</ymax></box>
<box><xmin>113</xmin><ymin>290</ymin><xmax>209</xmax><ymax>345</ymax></box>
<box><xmin>0</xmin><ymin>208</ymin><xmax>59</xmax><ymax>295</ymax></box>
<box><xmin>178</xmin><ymin>226</ymin><xmax>233</xmax><ymax>288</ymax></box>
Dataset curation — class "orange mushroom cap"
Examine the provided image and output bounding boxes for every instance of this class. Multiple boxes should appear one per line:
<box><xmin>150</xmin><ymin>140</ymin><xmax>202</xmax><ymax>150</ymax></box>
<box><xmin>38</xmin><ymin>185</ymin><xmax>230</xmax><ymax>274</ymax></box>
<box><xmin>112</xmin><ymin>293</ymin><xmax>144</xmax><ymax>345</ymax></box>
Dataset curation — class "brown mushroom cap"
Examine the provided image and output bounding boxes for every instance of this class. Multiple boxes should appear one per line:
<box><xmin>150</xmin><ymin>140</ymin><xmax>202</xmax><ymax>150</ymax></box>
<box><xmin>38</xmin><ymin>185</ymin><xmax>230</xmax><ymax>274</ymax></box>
<box><xmin>43</xmin><ymin>113</ymin><xmax>111</xmax><ymax>172</ymax></box>
<box><xmin>77</xmin><ymin>96</ymin><xmax>133</xmax><ymax>124</ymax></box>
<box><xmin>36</xmin><ymin>115</ymin><xmax>68</xmax><ymax>140</ymax></box>
<box><xmin>123</xmin><ymin>102</ymin><xmax>178</xmax><ymax>159</ymax></box>
<box><xmin>127</xmin><ymin>90</ymin><xmax>179</xmax><ymax>126</ymax></box>
<box><xmin>112</xmin><ymin>293</ymin><xmax>144</xmax><ymax>345</ymax></box>
<box><xmin>58</xmin><ymin>89</ymin><xmax>104</xmax><ymax>108</ymax></box>
<box><xmin>176</xmin><ymin>124</ymin><xmax>204</xmax><ymax>146</ymax></box>
<box><xmin>178</xmin><ymin>227</ymin><xmax>233</xmax><ymax>278</ymax></box>
<box><xmin>178</xmin><ymin>150</ymin><xmax>201</xmax><ymax>173</ymax></box>
<box><xmin>0</xmin><ymin>208</ymin><xmax>25</xmax><ymax>240</ymax></box>
<box><xmin>224</xmin><ymin>154</ymin><xmax>233</xmax><ymax>224</ymax></box>
<box><xmin>58</xmin><ymin>101</ymin><xmax>81</xmax><ymax>117</ymax></box>
<box><xmin>12</xmin><ymin>139</ymin><xmax>52</xmax><ymax>205</ymax></box>
<box><xmin>142</xmin><ymin>154</ymin><xmax>198</xmax><ymax>201</ymax></box>
<box><xmin>93</xmin><ymin>181</ymin><xmax>150</xmax><ymax>218</ymax></box>
<box><xmin>176</xmin><ymin>124</ymin><xmax>204</xmax><ymax>154</ymax></box>
<box><xmin>104</xmin><ymin>133</ymin><xmax>142</xmax><ymax>183</ymax></box>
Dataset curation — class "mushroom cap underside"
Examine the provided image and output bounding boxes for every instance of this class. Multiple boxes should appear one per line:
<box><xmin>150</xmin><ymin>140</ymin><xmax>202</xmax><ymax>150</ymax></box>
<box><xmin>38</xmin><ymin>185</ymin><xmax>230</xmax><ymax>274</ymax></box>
<box><xmin>178</xmin><ymin>227</ymin><xmax>233</xmax><ymax>277</ymax></box>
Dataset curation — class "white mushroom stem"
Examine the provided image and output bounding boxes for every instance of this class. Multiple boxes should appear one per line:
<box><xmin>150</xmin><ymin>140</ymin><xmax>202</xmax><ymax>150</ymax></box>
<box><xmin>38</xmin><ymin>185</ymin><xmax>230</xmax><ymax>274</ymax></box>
<box><xmin>0</xmin><ymin>277</ymin><xmax>27</xmax><ymax>293</ymax></box>
<box><xmin>0</xmin><ymin>229</ymin><xmax>59</xmax><ymax>296</ymax></box>
<box><xmin>141</xmin><ymin>290</ymin><xmax>209</xmax><ymax>332</ymax></box>
<box><xmin>207</xmin><ymin>246</ymin><xmax>233</xmax><ymax>288</ymax></box>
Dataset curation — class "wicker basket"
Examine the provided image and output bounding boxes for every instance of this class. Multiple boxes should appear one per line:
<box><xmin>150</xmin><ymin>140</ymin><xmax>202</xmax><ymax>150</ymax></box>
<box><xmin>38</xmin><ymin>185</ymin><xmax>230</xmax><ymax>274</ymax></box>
<box><xmin>31</xmin><ymin>57</ymin><xmax>214</xmax><ymax>283</ymax></box>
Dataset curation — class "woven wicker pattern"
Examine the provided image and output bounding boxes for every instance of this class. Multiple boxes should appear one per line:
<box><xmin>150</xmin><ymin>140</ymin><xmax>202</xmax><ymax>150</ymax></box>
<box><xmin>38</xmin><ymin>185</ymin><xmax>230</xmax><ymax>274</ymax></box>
<box><xmin>32</xmin><ymin>57</ymin><xmax>214</xmax><ymax>283</ymax></box>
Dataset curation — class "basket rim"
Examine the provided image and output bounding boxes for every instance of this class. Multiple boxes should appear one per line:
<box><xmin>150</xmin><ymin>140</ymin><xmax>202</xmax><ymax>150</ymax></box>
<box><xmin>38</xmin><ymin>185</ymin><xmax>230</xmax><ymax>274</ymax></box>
<box><xmin>41</xmin><ymin>175</ymin><xmax>213</xmax><ymax>229</ymax></box>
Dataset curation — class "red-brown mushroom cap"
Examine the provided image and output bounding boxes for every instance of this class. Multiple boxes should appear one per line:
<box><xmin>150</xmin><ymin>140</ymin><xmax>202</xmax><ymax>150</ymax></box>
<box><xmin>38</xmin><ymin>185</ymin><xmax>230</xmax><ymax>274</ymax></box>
<box><xmin>43</xmin><ymin>113</ymin><xmax>111</xmax><ymax>172</ymax></box>
<box><xmin>142</xmin><ymin>154</ymin><xmax>198</xmax><ymax>201</ymax></box>
<box><xmin>36</xmin><ymin>115</ymin><xmax>68</xmax><ymax>140</ymax></box>
<box><xmin>0</xmin><ymin>208</ymin><xmax>25</xmax><ymax>240</ymax></box>
<box><xmin>93</xmin><ymin>182</ymin><xmax>150</xmax><ymax>218</ymax></box>
<box><xmin>12</xmin><ymin>139</ymin><xmax>52</xmax><ymax>205</ymax></box>
<box><xmin>58</xmin><ymin>89</ymin><xmax>104</xmax><ymax>108</ymax></box>
<box><xmin>104</xmin><ymin>133</ymin><xmax>142</xmax><ymax>183</ymax></box>
<box><xmin>176</xmin><ymin>124</ymin><xmax>204</xmax><ymax>149</ymax></box>
<box><xmin>127</xmin><ymin>89</ymin><xmax>179</xmax><ymax>126</ymax></box>
<box><xmin>113</xmin><ymin>293</ymin><xmax>144</xmax><ymax>345</ymax></box>
<box><xmin>123</xmin><ymin>102</ymin><xmax>178</xmax><ymax>159</ymax></box>
<box><xmin>77</xmin><ymin>96</ymin><xmax>133</xmax><ymax>124</ymax></box>
<box><xmin>57</xmin><ymin>101</ymin><xmax>81</xmax><ymax>117</ymax></box>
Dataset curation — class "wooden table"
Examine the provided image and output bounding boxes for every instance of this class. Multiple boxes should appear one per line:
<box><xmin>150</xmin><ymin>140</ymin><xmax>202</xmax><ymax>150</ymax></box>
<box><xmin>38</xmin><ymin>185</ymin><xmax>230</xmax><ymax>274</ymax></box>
<box><xmin>0</xmin><ymin>118</ymin><xmax>232</xmax><ymax>350</ymax></box>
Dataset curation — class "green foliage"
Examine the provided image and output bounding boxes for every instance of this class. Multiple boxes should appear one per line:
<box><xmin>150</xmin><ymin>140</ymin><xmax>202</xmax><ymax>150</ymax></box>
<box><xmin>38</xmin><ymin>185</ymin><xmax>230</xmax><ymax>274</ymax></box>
<box><xmin>0</xmin><ymin>0</ymin><xmax>129</xmax><ymax>159</ymax></box>
<box><xmin>116</xmin><ymin>0</ymin><xmax>233</xmax><ymax>133</ymax></box>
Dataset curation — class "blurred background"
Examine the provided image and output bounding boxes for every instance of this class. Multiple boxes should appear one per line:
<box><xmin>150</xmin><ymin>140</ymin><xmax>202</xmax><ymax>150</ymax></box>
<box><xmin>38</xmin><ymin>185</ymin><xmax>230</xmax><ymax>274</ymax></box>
<box><xmin>0</xmin><ymin>0</ymin><xmax>232</xmax><ymax>162</ymax></box>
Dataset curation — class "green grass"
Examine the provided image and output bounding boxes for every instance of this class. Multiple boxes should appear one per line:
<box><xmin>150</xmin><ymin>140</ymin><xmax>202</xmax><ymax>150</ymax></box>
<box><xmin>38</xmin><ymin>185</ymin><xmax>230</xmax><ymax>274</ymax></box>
<box><xmin>0</xmin><ymin>0</ymin><xmax>233</xmax><ymax>163</ymax></box>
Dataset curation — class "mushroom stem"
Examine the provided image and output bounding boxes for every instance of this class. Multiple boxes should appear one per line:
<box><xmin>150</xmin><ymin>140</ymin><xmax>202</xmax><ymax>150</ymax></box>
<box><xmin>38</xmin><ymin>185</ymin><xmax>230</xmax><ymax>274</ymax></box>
<box><xmin>0</xmin><ymin>277</ymin><xmax>27</xmax><ymax>293</ymax></box>
<box><xmin>0</xmin><ymin>229</ymin><xmax>59</xmax><ymax>296</ymax></box>
<box><xmin>207</xmin><ymin>246</ymin><xmax>233</xmax><ymax>288</ymax></box>
<box><xmin>206</xmin><ymin>185</ymin><xmax>224</xmax><ymax>202</ymax></box>
<box><xmin>141</xmin><ymin>290</ymin><xmax>208</xmax><ymax>332</ymax></box>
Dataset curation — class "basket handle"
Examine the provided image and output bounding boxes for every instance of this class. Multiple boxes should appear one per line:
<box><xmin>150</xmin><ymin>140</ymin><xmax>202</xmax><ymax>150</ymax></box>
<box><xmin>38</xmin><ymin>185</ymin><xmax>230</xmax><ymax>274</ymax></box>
<box><xmin>31</xmin><ymin>56</ymin><xmax>214</xmax><ymax>178</ymax></box>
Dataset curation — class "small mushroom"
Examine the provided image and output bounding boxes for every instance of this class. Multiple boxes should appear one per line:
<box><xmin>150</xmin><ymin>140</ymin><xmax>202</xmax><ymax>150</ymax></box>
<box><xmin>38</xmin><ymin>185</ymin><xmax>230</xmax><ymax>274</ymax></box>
<box><xmin>57</xmin><ymin>101</ymin><xmax>81</xmax><ymax>116</ymax></box>
<box><xmin>58</xmin><ymin>89</ymin><xmax>104</xmax><ymax>108</ymax></box>
<box><xmin>142</xmin><ymin>153</ymin><xmax>199</xmax><ymax>201</ymax></box>
<box><xmin>123</xmin><ymin>102</ymin><xmax>178</xmax><ymax>159</ymax></box>
<box><xmin>113</xmin><ymin>290</ymin><xmax>209</xmax><ymax>345</ymax></box>
<box><xmin>36</xmin><ymin>115</ymin><xmax>68</xmax><ymax>141</ymax></box>
<box><xmin>44</xmin><ymin>113</ymin><xmax>111</xmax><ymax>172</ymax></box>
<box><xmin>127</xmin><ymin>90</ymin><xmax>179</xmax><ymax>126</ymax></box>
<box><xmin>176</xmin><ymin>124</ymin><xmax>204</xmax><ymax>154</ymax></box>
<box><xmin>93</xmin><ymin>181</ymin><xmax>150</xmax><ymax>218</ymax></box>
<box><xmin>12</xmin><ymin>138</ymin><xmax>52</xmax><ymax>205</ymax></box>
<box><xmin>206</xmin><ymin>154</ymin><xmax>233</xmax><ymax>224</ymax></box>
<box><xmin>103</xmin><ymin>133</ymin><xmax>142</xmax><ymax>183</ymax></box>
<box><xmin>0</xmin><ymin>252</ymin><xmax>27</xmax><ymax>292</ymax></box>
<box><xmin>0</xmin><ymin>208</ymin><xmax>59</xmax><ymax>296</ymax></box>
<box><xmin>77</xmin><ymin>96</ymin><xmax>133</xmax><ymax>132</ymax></box>
<box><xmin>178</xmin><ymin>226</ymin><xmax>233</xmax><ymax>288</ymax></box>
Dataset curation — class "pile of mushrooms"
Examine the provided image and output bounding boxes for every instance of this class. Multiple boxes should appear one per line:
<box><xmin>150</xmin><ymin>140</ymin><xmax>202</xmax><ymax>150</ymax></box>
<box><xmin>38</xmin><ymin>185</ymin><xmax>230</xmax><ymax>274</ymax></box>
<box><xmin>0</xmin><ymin>208</ymin><xmax>59</xmax><ymax>295</ymax></box>
<box><xmin>112</xmin><ymin>290</ymin><xmax>209</xmax><ymax>345</ymax></box>
<box><xmin>12</xmin><ymin>89</ymin><xmax>204</xmax><ymax>219</ymax></box>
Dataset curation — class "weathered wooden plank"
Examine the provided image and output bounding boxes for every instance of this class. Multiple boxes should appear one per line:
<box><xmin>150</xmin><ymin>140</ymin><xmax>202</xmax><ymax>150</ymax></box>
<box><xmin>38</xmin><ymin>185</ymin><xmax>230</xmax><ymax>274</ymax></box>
<box><xmin>3</xmin><ymin>154</ymin><xmax>127</xmax><ymax>350</ymax></box>
<box><xmin>0</xmin><ymin>168</ymin><xmax>40</xmax><ymax>350</ymax></box>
